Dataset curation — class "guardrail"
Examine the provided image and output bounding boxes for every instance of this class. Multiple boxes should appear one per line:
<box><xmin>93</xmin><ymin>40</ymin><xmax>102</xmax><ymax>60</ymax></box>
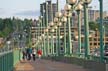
<box><xmin>0</xmin><ymin>49</ymin><xmax>20</xmax><ymax>71</ymax></box>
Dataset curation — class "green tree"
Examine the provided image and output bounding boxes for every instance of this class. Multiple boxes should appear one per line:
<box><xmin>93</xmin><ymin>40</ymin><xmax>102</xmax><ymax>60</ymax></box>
<box><xmin>89</xmin><ymin>21</ymin><xmax>99</xmax><ymax>30</ymax></box>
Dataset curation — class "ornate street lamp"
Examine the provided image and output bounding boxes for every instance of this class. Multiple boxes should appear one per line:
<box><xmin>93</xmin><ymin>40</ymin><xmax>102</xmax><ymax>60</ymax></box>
<box><xmin>54</xmin><ymin>25</ymin><xmax>58</xmax><ymax>54</ymax></box>
<box><xmin>68</xmin><ymin>0</ymin><xmax>77</xmax><ymax>5</ymax></box>
<box><xmin>41</xmin><ymin>34</ymin><xmax>46</xmax><ymax>56</ymax></box>
<box><xmin>37</xmin><ymin>16</ymin><xmax>43</xmax><ymax>52</ymax></box>
<box><xmin>61</xmin><ymin>16</ymin><xmax>67</xmax><ymax>55</ymax></box>
<box><xmin>54</xmin><ymin>18</ymin><xmax>58</xmax><ymax>55</ymax></box>
<box><xmin>49</xmin><ymin>22</ymin><xmax>54</xmax><ymax>55</ymax></box>
<box><xmin>64</xmin><ymin>4</ymin><xmax>73</xmax><ymax>55</ymax></box>
<box><xmin>55</xmin><ymin>12</ymin><xmax>62</xmax><ymax>55</ymax></box>
<box><xmin>50</xmin><ymin>28</ymin><xmax>55</xmax><ymax>55</ymax></box>
<box><xmin>44</xmin><ymin>27</ymin><xmax>50</xmax><ymax>55</ymax></box>
<box><xmin>76</xmin><ymin>3</ymin><xmax>83</xmax><ymax>56</ymax></box>
<box><xmin>81</xmin><ymin>0</ymin><xmax>92</xmax><ymax>59</ymax></box>
<box><xmin>39</xmin><ymin>16</ymin><xmax>43</xmax><ymax>35</ymax></box>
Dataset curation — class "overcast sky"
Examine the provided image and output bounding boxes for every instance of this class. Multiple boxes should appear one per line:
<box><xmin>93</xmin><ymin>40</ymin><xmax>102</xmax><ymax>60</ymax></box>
<box><xmin>0</xmin><ymin>0</ymin><xmax>107</xmax><ymax>19</ymax></box>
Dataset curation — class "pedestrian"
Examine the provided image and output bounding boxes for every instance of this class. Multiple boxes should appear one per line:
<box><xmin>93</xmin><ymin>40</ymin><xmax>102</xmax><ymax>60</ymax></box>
<box><xmin>26</xmin><ymin>47</ymin><xmax>32</xmax><ymax>61</ymax></box>
<box><xmin>37</xmin><ymin>49</ymin><xmax>42</xmax><ymax>59</ymax></box>
<box><xmin>32</xmin><ymin>48</ymin><xmax>36</xmax><ymax>61</ymax></box>
<box><xmin>22</xmin><ymin>48</ymin><xmax>26</xmax><ymax>61</ymax></box>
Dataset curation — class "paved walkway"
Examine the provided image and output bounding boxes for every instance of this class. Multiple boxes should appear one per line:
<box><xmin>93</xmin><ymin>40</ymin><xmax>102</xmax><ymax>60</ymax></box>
<box><xmin>14</xmin><ymin>59</ymin><xmax>89</xmax><ymax>71</ymax></box>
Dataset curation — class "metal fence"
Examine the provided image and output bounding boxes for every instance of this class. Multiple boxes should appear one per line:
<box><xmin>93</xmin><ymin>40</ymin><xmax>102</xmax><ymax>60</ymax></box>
<box><xmin>0</xmin><ymin>49</ymin><xmax>20</xmax><ymax>71</ymax></box>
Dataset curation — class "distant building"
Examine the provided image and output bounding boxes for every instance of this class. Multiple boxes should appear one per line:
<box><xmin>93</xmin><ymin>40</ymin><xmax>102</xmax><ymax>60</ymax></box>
<box><xmin>40</xmin><ymin>0</ymin><xmax>57</xmax><ymax>26</ymax></box>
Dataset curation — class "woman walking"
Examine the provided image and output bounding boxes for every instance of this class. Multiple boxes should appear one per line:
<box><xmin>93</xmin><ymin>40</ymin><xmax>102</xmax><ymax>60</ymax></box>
<box><xmin>32</xmin><ymin>48</ymin><xmax>36</xmax><ymax>61</ymax></box>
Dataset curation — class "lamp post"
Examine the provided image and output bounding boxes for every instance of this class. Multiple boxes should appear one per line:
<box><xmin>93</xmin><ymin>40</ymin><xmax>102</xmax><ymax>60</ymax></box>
<box><xmin>99</xmin><ymin>0</ymin><xmax>104</xmax><ymax>62</ymax></box>
<box><xmin>54</xmin><ymin>25</ymin><xmax>58</xmax><ymax>55</ymax></box>
<box><xmin>50</xmin><ymin>28</ymin><xmax>55</xmax><ymax>55</ymax></box>
<box><xmin>18</xmin><ymin>34</ymin><xmax>21</xmax><ymax>60</ymax></box>
<box><xmin>40</xmin><ymin>16</ymin><xmax>43</xmax><ymax>50</ymax></box>
<box><xmin>7</xmin><ymin>41</ymin><xmax>11</xmax><ymax>50</ymax></box>
<box><xmin>55</xmin><ymin>12</ymin><xmax>62</xmax><ymax>55</ymax></box>
<box><xmin>64</xmin><ymin>4</ymin><xmax>72</xmax><ymax>55</ymax></box>
<box><xmin>50</xmin><ymin>22</ymin><xmax>55</xmax><ymax>55</ymax></box>
<box><xmin>42</xmin><ymin>6</ymin><xmax>46</xmax><ymax>56</ymax></box>
<box><xmin>54</xmin><ymin>17</ymin><xmax>59</xmax><ymax>55</ymax></box>
<box><xmin>45</xmin><ymin>27</ymin><xmax>50</xmax><ymax>55</ymax></box>
<box><xmin>61</xmin><ymin>16</ymin><xmax>67</xmax><ymax>55</ymax></box>
<box><xmin>76</xmin><ymin>3</ymin><xmax>83</xmax><ymax>56</ymax></box>
<box><xmin>103</xmin><ymin>26</ymin><xmax>105</xmax><ymax>46</ymax></box>
<box><xmin>81</xmin><ymin>0</ymin><xmax>92</xmax><ymax>59</ymax></box>
<box><xmin>65</xmin><ymin>0</ymin><xmax>78</xmax><ymax>55</ymax></box>
<box><xmin>42</xmin><ymin>34</ymin><xmax>46</xmax><ymax>56</ymax></box>
<box><xmin>45</xmin><ymin>0</ymin><xmax>50</xmax><ymax>56</ymax></box>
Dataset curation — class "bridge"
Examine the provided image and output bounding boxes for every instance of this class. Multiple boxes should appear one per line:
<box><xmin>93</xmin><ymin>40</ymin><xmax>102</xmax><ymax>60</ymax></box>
<box><xmin>0</xmin><ymin>0</ymin><xmax>108</xmax><ymax>71</ymax></box>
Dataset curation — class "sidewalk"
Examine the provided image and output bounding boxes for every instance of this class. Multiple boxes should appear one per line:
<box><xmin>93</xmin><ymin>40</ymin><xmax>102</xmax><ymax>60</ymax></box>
<box><xmin>14</xmin><ymin>60</ymin><xmax>34</xmax><ymax>71</ymax></box>
<box><xmin>14</xmin><ymin>59</ymin><xmax>89</xmax><ymax>71</ymax></box>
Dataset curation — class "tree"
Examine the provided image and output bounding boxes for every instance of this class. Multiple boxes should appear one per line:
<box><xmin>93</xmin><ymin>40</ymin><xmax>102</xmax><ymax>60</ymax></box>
<box><xmin>89</xmin><ymin>21</ymin><xmax>99</xmax><ymax>30</ymax></box>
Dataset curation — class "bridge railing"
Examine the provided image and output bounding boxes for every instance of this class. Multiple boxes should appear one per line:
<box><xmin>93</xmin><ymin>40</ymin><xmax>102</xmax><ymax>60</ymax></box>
<box><xmin>0</xmin><ymin>48</ymin><xmax>20</xmax><ymax>71</ymax></box>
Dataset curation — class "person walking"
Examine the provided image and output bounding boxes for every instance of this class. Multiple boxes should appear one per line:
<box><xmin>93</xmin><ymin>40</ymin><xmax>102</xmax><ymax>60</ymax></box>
<box><xmin>37</xmin><ymin>49</ymin><xmax>42</xmax><ymax>59</ymax></box>
<box><xmin>22</xmin><ymin>48</ymin><xmax>27</xmax><ymax>61</ymax></box>
<box><xmin>32</xmin><ymin>48</ymin><xmax>36</xmax><ymax>61</ymax></box>
<box><xmin>26</xmin><ymin>47</ymin><xmax>32</xmax><ymax>61</ymax></box>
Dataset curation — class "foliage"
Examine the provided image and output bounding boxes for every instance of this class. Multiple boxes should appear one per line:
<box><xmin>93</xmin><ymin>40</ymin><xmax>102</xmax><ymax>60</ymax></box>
<box><xmin>0</xmin><ymin>18</ymin><xmax>31</xmax><ymax>38</ymax></box>
<box><xmin>89</xmin><ymin>21</ymin><xmax>99</xmax><ymax>30</ymax></box>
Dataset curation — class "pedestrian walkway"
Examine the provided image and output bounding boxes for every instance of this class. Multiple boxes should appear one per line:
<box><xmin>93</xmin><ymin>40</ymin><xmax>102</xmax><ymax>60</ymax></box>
<box><xmin>14</xmin><ymin>59</ymin><xmax>89</xmax><ymax>71</ymax></box>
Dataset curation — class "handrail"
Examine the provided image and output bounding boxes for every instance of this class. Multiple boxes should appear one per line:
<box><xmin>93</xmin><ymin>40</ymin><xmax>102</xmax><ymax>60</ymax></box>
<box><xmin>0</xmin><ymin>49</ymin><xmax>20</xmax><ymax>71</ymax></box>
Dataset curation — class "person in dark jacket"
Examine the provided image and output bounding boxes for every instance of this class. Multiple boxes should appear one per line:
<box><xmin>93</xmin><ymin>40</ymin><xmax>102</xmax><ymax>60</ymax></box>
<box><xmin>26</xmin><ymin>47</ymin><xmax>32</xmax><ymax>60</ymax></box>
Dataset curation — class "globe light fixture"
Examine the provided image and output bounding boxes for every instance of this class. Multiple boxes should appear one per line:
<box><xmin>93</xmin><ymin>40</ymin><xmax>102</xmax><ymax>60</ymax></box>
<box><xmin>75</xmin><ymin>3</ymin><xmax>83</xmax><ymax>11</ymax></box>
<box><xmin>58</xmin><ymin>22</ymin><xmax>62</xmax><ymax>26</ymax></box>
<box><xmin>64</xmin><ymin>4</ymin><xmax>71</xmax><ymax>11</ymax></box>
<box><xmin>68</xmin><ymin>0</ymin><xmax>77</xmax><ymax>5</ymax></box>
<box><xmin>55</xmin><ymin>12</ymin><xmax>62</xmax><ymax>18</ymax></box>
<box><xmin>61</xmin><ymin>16</ymin><xmax>67</xmax><ymax>23</ymax></box>
<box><xmin>50</xmin><ymin>22</ymin><xmax>54</xmax><ymax>27</ymax></box>
<box><xmin>54</xmin><ymin>17</ymin><xmax>59</xmax><ymax>23</ymax></box>
<box><xmin>51</xmin><ymin>29</ymin><xmax>55</xmax><ymax>33</ymax></box>
<box><xmin>54</xmin><ymin>26</ymin><xmax>58</xmax><ymax>29</ymax></box>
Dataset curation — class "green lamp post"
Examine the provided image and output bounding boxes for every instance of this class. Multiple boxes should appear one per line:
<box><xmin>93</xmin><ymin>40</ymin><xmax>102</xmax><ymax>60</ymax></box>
<box><xmin>61</xmin><ymin>16</ymin><xmax>67</xmax><ymax>55</ymax></box>
<box><xmin>54</xmin><ymin>25</ymin><xmax>58</xmax><ymax>55</ymax></box>
<box><xmin>41</xmin><ymin>34</ymin><xmax>46</xmax><ymax>56</ymax></box>
<box><xmin>64</xmin><ymin>4</ymin><xmax>72</xmax><ymax>55</ymax></box>
<box><xmin>54</xmin><ymin>17</ymin><xmax>59</xmax><ymax>55</ymax></box>
<box><xmin>45</xmin><ymin>1</ymin><xmax>50</xmax><ymax>56</ymax></box>
<box><xmin>76</xmin><ymin>3</ymin><xmax>83</xmax><ymax>56</ymax></box>
<box><xmin>99</xmin><ymin>0</ymin><xmax>104</xmax><ymax>62</ymax></box>
<box><xmin>42</xmin><ymin>6</ymin><xmax>46</xmax><ymax>56</ymax></box>
<box><xmin>51</xmin><ymin>28</ymin><xmax>55</xmax><ymax>55</ymax></box>
<box><xmin>50</xmin><ymin>22</ymin><xmax>55</xmax><ymax>55</ymax></box>
<box><xmin>81</xmin><ymin>0</ymin><xmax>92</xmax><ymax>59</ymax></box>
<box><xmin>45</xmin><ymin>27</ymin><xmax>50</xmax><ymax>56</ymax></box>
<box><xmin>65</xmin><ymin>0</ymin><xmax>78</xmax><ymax>55</ymax></box>
<box><xmin>39</xmin><ymin>16</ymin><xmax>43</xmax><ymax>49</ymax></box>
<box><xmin>55</xmin><ymin>12</ymin><xmax>62</xmax><ymax>56</ymax></box>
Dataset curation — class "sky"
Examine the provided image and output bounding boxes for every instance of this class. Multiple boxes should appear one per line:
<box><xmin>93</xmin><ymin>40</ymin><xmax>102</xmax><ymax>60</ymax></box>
<box><xmin>0</xmin><ymin>0</ymin><xmax>107</xmax><ymax>19</ymax></box>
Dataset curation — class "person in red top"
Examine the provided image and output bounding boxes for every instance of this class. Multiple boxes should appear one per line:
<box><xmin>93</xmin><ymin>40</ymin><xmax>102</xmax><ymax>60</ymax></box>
<box><xmin>37</xmin><ymin>49</ymin><xmax>42</xmax><ymax>59</ymax></box>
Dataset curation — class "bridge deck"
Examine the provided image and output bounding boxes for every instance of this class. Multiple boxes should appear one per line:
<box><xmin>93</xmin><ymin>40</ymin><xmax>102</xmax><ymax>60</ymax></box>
<box><xmin>14</xmin><ymin>59</ymin><xmax>89</xmax><ymax>71</ymax></box>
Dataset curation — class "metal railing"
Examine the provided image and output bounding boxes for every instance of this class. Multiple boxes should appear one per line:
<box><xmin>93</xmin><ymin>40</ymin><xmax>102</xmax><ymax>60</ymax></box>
<box><xmin>0</xmin><ymin>48</ymin><xmax>20</xmax><ymax>71</ymax></box>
